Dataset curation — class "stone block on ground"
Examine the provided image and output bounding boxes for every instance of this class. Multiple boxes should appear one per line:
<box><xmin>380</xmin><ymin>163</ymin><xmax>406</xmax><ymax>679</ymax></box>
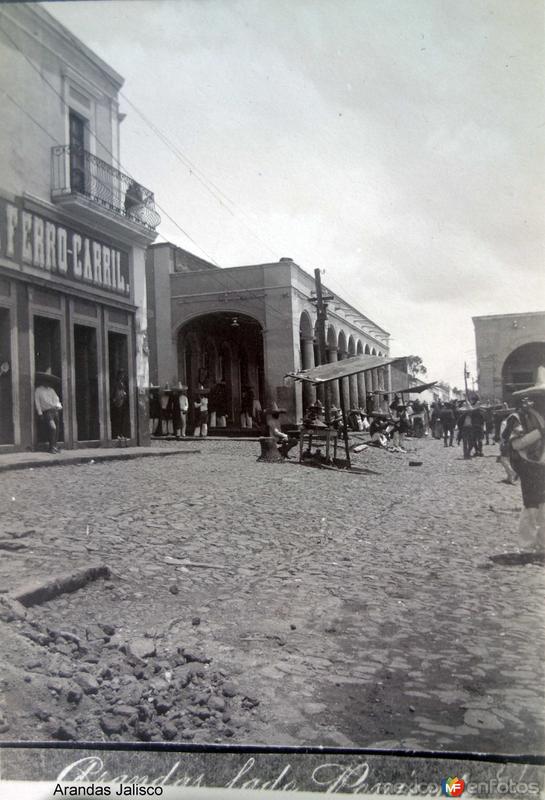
<box><xmin>12</xmin><ymin>564</ymin><xmax>110</xmax><ymax>608</ymax></box>
<box><xmin>128</xmin><ymin>638</ymin><xmax>157</xmax><ymax>660</ymax></box>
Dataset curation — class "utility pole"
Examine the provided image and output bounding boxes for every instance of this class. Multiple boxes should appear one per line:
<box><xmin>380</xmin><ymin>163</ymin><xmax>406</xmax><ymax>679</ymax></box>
<box><xmin>310</xmin><ymin>268</ymin><xmax>333</xmax><ymax>423</ymax></box>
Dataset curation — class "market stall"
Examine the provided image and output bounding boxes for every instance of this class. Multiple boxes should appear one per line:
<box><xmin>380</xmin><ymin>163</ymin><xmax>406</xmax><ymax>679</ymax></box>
<box><xmin>286</xmin><ymin>354</ymin><xmax>397</xmax><ymax>468</ymax></box>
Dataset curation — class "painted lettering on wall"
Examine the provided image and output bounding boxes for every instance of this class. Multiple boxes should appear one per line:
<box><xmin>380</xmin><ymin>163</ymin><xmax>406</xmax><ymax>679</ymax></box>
<box><xmin>0</xmin><ymin>199</ymin><xmax>130</xmax><ymax>296</ymax></box>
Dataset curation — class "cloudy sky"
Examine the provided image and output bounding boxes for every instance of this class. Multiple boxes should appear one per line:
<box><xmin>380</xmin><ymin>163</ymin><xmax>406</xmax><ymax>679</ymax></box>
<box><xmin>44</xmin><ymin>0</ymin><xmax>544</xmax><ymax>388</ymax></box>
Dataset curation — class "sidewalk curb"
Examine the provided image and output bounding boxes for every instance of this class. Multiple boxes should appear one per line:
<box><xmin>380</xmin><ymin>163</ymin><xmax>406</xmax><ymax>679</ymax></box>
<box><xmin>12</xmin><ymin>564</ymin><xmax>111</xmax><ymax>608</ymax></box>
<box><xmin>151</xmin><ymin>436</ymin><xmax>260</xmax><ymax>443</ymax></box>
<box><xmin>0</xmin><ymin>448</ymin><xmax>201</xmax><ymax>474</ymax></box>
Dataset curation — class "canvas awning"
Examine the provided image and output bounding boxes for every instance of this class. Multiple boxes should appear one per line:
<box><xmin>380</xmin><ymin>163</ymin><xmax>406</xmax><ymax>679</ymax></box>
<box><xmin>286</xmin><ymin>355</ymin><xmax>396</xmax><ymax>384</ymax></box>
<box><xmin>393</xmin><ymin>380</ymin><xmax>438</xmax><ymax>394</ymax></box>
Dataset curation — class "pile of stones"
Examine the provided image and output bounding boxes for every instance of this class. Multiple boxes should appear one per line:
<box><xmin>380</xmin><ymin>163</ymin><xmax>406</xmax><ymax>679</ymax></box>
<box><xmin>1</xmin><ymin>599</ymin><xmax>260</xmax><ymax>742</ymax></box>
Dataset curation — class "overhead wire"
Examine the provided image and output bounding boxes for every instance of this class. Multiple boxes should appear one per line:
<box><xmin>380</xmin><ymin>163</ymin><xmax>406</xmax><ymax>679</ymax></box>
<box><xmin>0</xmin><ymin>10</ymin><xmax>298</xmax><ymax>320</ymax></box>
<box><xmin>32</xmin><ymin>4</ymin><xmax>283</xmax><ymax>262</ymax></box>
<box><xmin>0</xmin><ymin>9</ymin><xmax>376</xmax><ymax>330</ymax></box>
<box><xmin>119</xmin><ymin>92</ymin><xmax>280</xmax><ymax>261</ymax></box>
<box><xmin>0</xmin><ymin>14</ymin><xmax>222</xmax><ymax>267</ymax></box>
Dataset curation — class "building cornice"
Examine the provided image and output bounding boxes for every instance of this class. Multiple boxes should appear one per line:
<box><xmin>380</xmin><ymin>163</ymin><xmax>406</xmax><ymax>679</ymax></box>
<box><xmin>0</xmin><ymin>4</ymin><xmax>124</xmax><ymax>96</ymax></box>
<box><xmin>473</xmin><ymin>311</ymin><xmax>545</xmax><ymax>322</ymax></box>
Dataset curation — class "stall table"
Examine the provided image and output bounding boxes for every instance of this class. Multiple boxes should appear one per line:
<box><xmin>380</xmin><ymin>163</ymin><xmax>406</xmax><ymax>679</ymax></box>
<box><xmin>299</xmin><ymin>426</ymin><xmax>338</xmax><ymax>463</ymax></box>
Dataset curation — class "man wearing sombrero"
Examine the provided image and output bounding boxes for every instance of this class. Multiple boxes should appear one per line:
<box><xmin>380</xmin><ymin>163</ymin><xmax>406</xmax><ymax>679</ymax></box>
<box><xmin>510</xmin><ymin>366</ymin><xmax>545</xmax><ymax>552</ymax></box>
<box><xmin>34</xmin><ymin>368</ymin><xmax>62</xmax><ymax>454</ymax></box>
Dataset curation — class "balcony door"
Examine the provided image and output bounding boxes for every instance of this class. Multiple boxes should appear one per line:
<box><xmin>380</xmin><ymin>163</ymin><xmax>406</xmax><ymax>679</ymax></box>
<box><xmin>69</xmin><ymin>110</ymin><xmax>87</xmax><ymax>194</ymax></box>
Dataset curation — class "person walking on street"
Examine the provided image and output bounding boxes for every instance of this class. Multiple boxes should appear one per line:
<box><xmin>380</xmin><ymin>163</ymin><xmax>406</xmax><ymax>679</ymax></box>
<box><xmin>510</xmin><ymin>366</ymin><xmax>545</xmax><ymax>553</ymax></box>
<box><xmin>471</xmin><ymin>403</ymin><xmax>485</xmax><ymax>457</ymax></box>
<box><xmin>457</xmin><ymin>402</ymin><xmax>474</xmax><ymax>459</ymax></box>
<box><xmin>439</xmin><ymin>401</ymin><xmax>456</xmax><ymax>447</ymax></box>
<box><xmin>34</xmin><ymin>370</ymin><xmax>62</xmax><ymax>453</ymax></box>
<box><xmin>499</xmin><ymin>408</ymin><xmax>520</xmax><ymax>485</ymax></box>
<box><xmin>169</xmin><ymin>383</ymin><xmax>189</xmax><ymax>438</ymax></box>
<box><xmin>193</xmin><ymin>387</ymin><xmax>209</xmax><ymax>437</ymax></box>
<box><xmin>484</xmin><ymin>406</ymin><xmax>495</xmax><ymax>446</ymax></box>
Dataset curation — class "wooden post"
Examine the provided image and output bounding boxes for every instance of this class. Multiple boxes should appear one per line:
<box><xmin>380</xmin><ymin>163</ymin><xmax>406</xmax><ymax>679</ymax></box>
<box><xmin>313</xmin><ymin>269</ymin><xmax>333</xmax><ymax>426</ymax></box>
<box><xmin>257</xmin><ymin>436</ymin><xmax>283</xmax><ymax>462</ymax></box>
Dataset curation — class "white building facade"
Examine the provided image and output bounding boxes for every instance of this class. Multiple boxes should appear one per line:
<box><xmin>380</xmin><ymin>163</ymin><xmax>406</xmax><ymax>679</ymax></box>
<box><xmin>0</xmin><ymin>4</ymin><xmax>159</xmax><ymax>451</ymax></box>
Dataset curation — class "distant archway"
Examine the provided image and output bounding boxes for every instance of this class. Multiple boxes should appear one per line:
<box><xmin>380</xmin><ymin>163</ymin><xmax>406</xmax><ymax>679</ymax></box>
<box><xmin>364</xmin><ymin>344</ymin><xmax>371</xmax><ymax>355</ymax></box>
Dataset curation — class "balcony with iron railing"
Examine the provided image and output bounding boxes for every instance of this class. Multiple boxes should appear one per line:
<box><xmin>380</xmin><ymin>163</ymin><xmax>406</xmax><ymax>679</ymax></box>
<box><xmin>51</xmin><ymin>145</ymin><xmax>161</xmax><ymax>233</ymax></box>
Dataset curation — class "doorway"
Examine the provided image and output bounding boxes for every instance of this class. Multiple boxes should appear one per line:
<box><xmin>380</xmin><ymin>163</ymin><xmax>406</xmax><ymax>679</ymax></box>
<box><xmin>74</xmin><ymin>324</ymin><xmax>99</xmax><ymax>441</ymax></box>
<box><xmin>0</xmin><ymin>308</ymin><xmax>13</xmax><ymax>444</ymax></box>
<box><xmin>34</xmin><ymin>315</ymin><xmax>63</xmax><ymax>445</ymax></box>
<box><xmin>108</xmin><ymin>331</ymin><xmax>130</xmax><ymax>438</ymax></box>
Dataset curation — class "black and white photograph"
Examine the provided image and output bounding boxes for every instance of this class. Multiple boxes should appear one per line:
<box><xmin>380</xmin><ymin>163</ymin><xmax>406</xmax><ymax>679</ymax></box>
<box><xmin>0</xmin><ymin>0</ymin><xmax>544</xmax><ymax>795</ymax></box>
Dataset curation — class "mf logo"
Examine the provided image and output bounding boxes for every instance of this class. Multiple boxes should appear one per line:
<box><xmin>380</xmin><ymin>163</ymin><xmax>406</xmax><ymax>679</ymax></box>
<box><xmin>441</xmin><ymin>777</ymin><xmax>465</xmax><ymax>797</ymax></box>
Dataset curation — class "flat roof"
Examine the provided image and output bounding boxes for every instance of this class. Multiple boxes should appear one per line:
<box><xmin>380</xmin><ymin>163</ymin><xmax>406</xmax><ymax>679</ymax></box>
<box><xmin>473</xmin><ymin>311</ymin><xmax>545</xmax><ymax>322</ymax></box>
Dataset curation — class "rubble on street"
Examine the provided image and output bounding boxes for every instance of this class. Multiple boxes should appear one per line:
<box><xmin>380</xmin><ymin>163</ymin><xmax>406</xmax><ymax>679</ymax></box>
<box><xmin>0</xmin><ymin>438</ymin><xmax>543</xmax><ymax>753</ymax></box>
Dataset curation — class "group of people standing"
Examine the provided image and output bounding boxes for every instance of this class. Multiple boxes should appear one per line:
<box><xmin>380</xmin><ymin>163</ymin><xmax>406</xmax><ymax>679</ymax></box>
<box><xmin>430</xmin><ymin>398</ymin><xmax>497</xmax><ymax>457</ymax></box>
<box><xmin>150</xmin><ymin>381</ymin><xmax>264</xmax><ymax>438</ymax></box>
<box><xmin>432</xmin><ymin>373</ymin><xmax>545</xmax><ymax>554</ymax></box>
<box><xmin>150</xmin><ymin>383</ymin><xmax>216</xmax><ymax>439</ymax></box>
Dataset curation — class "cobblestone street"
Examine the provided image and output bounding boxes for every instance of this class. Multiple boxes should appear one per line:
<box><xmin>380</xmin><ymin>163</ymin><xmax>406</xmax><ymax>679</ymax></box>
<box><xmin>0</xmin><ymin>436</ymin><xmax>544</xmax><ymax>754</ymax></box>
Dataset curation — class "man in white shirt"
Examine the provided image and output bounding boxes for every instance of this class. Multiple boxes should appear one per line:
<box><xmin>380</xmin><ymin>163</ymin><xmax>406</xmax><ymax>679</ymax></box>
<box><xmin>193</xmin><ymin>387</ymin><xmax>209</xmax><ymax>437</ymax></box>
<box><xmin>34</xmin><ymin>372</ymin><xmax>62</xmax><ymax>453</ymax></box>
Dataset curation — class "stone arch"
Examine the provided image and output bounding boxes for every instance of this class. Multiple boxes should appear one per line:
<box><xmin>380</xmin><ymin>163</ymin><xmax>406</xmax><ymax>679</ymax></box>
<box><xmin>356</xmin><ymin>340</ymin><xmax>364</xmax><ymax>355</ymax></box>
<box><xmin>364</xmin><ymin>343</ymin><xmax>371</xmax><ymax>355</ymax></box>
<box><xmin>502</xmin><ymin>342</ymin><xmax>545</xmax><ymax>403</ymax></box>
<box><xmin>177</xmin><ymin>311</ymin><xmax>264</xmax><ymax>431</ymax></box>
<box><xmin>299</xmin><ymin>310</ymin><xmax>313</xmax><ymax>341</ymax></box>
<box><xmin>338</xmin><ymin>330</ymin><xmax>348</xmax><ymax>358</ymax></box>
<box><xmin>326</xmin><ymin>325</ymin><xmax>337</xmax><ymax>350</ymax></box>
<box><xmin>348</xmin><ymin>335</ymin><xmax>356</xmax><ymax>356</ymax></box>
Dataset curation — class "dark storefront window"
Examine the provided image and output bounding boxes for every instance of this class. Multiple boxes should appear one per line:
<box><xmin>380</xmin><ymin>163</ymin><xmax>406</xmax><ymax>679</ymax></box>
<box><xmin>74</xmin><ymin>324</ymin><xmax>99</xmax><ymax>441</ymax></box>
<box><xmin>0</xmin><ymin>308</ymin><xmax>14</xmax><ymax>444</ymax></box>
<box><xmin>108</xmin><ymin>331</ymin><xmax>130</xmax><ymax>438</ymax></box>
<box><xmin>34</xmin><ymin>315</ymin><xmax>63</xmax><ymax>444</ymax></box>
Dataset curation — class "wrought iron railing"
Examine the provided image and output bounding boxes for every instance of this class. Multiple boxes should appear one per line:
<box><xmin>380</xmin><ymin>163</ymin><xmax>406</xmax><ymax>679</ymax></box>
<box><xmin>51</xmin><ymin>145</ymin><xmax>161</xmax><ymax>231</ymax></box>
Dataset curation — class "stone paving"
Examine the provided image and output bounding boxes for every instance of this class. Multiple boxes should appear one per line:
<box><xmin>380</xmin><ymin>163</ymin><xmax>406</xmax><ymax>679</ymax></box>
<box><xmin>0</xmin><ymin>436</ymin><xmax>543</xmax><ymax>753</ymax></box>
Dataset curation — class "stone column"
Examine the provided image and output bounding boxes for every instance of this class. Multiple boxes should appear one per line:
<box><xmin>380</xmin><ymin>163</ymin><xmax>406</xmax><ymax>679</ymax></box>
<box><xmin>301</xmin><ymin>336</ymin><xmax>316</xmax><ymax>409</ymax></box>
<box><xmin>327</xmin><ymin>347</ymin><xmax>340</xmax><ymax>406</ymax></box>
<box><xmin>369</xmin><ymin>369</ymin><xmax>380</xmax><ymax>411</ymax></box>
<box><xmin>349</xmin><ymin>373</ymin><xmax>358</xmax><ymax>410</ymax></box>
<box><xmin>357</xmin><ymin>370</ymin><xmax>367</xmax><ymax>410</ymax></box>
<box><xmin>338</xmin><ymin>350</ymin><xmax>351</xmax><ymax>412</ymax></box>
<box><xmin>385</xmin><ymin>364</ymin><xmax>392</xmax><ymax>396</ymax></box>
<box><xmin>377</xmin><ymin>368</ymin><xmax>386</xmax><ymax>412</ymax></box>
